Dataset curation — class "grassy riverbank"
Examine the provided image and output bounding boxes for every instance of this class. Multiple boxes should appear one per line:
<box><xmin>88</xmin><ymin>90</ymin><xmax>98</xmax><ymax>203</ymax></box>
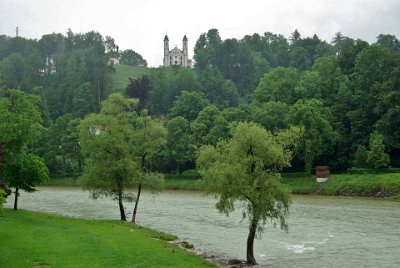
<box><xmin>0</xmin><ymin>209</ymin><xmax>215</xmax><ymax>268</ymax></box>
<box><xmin>43</xmin><ymin>172</ymin><xmax>400</xmax><ymax>198</ymax></box>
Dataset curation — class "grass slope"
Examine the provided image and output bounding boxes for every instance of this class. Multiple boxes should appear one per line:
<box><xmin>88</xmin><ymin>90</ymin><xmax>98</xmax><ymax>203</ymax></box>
<box><xmin>110</xmin><ymin>64</ymin><xmax>150</xmax><ymax>93</ymax></box>
<box><xmin>0</xmin><ymin>209</ymin><xmax>215</xmax><ymax>268</ymax></box>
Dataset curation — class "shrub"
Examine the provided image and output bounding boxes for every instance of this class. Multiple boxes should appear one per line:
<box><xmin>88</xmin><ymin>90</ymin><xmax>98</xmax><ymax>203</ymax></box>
<box><xmin>0</xmin><ymin>189</ymin><xmax>6</xmax><ymax>216</ymax></box>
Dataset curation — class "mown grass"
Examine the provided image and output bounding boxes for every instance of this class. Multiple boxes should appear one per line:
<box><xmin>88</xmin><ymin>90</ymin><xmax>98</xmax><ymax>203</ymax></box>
<box><xmin>110</xmin><ymin>64</ymin><xmax>150</xmax><ymax>93</ymax></box>
<box><xmin>0</xmin><ymin>209</ymin><xmax>216</xmax><ymax>268</ymax></box>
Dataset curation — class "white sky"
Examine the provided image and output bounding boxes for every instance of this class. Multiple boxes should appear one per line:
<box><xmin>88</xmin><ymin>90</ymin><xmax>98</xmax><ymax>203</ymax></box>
<box><xmin>1</xmin><ymin>0</ymin><xmax>399</xmax><ymax>67</ymax></box>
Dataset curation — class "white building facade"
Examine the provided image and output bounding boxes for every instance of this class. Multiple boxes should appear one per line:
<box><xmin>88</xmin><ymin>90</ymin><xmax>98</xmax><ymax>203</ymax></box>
<box><xmin>163</xmin><ymin>35</ymin><xmax>192</xmax><ymax>67</ymax></box>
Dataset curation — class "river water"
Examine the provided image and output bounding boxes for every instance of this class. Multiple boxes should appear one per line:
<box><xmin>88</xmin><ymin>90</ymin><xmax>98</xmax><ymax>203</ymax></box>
<box><xmin>4</xmin><ymin>187</ymin><xmax>400</xmax><ymax>267</ymax></box>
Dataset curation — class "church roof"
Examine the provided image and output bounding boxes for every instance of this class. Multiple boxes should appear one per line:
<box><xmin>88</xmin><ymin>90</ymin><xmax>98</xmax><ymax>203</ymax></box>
<box><xmin>164</xmin><ymin>35</ymin><xmax>169</xmax><ymax>41</ymax></box>
<box><xmin>183</xmin><ymin>35</ymin><xmax>188</xmax><ymax>41</ymax></box>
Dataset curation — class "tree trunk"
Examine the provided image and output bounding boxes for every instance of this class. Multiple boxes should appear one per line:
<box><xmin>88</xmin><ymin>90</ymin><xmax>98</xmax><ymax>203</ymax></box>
<box><xmin>118</xmin><ymin>190</ymin><xmax>126</xmax><ymax>221</ymax></box>
<box><xmin>246</xmin><ymin>216</ymin><xmax>258</xmax><ymax>265</ymax></box>
<box><xmin>13</xmin><ymin>186</ymin><xmax>19</xmax><ymax>210</ymax></box>
<box><xmin>132</xmin><ymin>183</ymin><xmax>142</xmax><ymax>223</ymax></box>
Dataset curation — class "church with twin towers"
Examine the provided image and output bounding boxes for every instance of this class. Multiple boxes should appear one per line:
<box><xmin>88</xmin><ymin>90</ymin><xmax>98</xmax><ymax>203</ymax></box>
<box><xmin>163</xmin><ymin>34</ymin><xmax>192</xmax><ymax>68</ymax></box>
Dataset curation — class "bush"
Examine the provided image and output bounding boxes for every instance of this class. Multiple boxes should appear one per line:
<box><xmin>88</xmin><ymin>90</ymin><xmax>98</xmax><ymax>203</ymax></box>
<box><xmin>0</xmin><ymin>189</ymin><xmax>6</xmax><ymax>216</ymax></box>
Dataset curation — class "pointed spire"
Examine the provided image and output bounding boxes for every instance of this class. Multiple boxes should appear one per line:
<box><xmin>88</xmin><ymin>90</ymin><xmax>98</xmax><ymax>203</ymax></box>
<box><xmin>183</xmin><ymin>34</ymin><xmax>188</xmax><ymax>41</ymax></box>
<box><xmin>164</xmin><ymin>34</ymin><xmax>169</xmax><ymax>41</ymax></box>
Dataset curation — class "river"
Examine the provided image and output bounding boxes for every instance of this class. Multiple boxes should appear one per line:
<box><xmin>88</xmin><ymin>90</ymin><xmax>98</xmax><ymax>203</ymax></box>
<box><xmin>4</xmin><ymin>187</ymin><xmax>400</xmax><ymax>267</ymax></box>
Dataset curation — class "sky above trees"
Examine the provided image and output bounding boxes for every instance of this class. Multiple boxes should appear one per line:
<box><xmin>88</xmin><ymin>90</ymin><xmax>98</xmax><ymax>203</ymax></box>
<box><xmin>1</xmin><ymin>0</ymin><xmax>399</xmax><ymax>67</ymax></box>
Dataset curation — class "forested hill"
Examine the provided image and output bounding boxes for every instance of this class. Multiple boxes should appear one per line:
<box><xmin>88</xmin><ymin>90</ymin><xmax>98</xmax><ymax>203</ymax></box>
<box><xmin>0</xmin><ymin>29</ymin><xmax>399</xmax><ymax>175</ymax></box>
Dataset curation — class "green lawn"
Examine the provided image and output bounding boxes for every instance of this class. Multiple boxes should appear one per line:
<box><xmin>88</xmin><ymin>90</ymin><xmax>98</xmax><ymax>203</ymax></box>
<box><xmin>110</xmin><ymin>64</ymin><xmax>150</xmax><ymax>94</ymax></box>
<box><xmin>0</xmin><ymin>209</ymin><xmax>216</xmax><ymax>268</ymax></box>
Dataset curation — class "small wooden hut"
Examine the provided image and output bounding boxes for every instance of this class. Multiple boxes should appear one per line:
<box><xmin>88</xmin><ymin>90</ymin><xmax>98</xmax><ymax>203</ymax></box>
<box><xmin>315</xmin><ymin>166</ymin><xmax>330</xmax><ymax>183</ymax></box>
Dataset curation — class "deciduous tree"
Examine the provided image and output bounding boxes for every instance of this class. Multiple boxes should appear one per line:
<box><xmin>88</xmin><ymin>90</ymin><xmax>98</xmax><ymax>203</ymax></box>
<box><xmin>197</xmin><ymin>122</ymin><xmax>300</xmax><ymax>265</ymax></box>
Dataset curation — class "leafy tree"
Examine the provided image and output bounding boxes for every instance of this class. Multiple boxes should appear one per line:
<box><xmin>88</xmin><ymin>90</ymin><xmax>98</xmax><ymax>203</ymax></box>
<box><xmin>79</xmin><ymin>94</ymin><xmax>139</xmax><ymax>221</ymax></box>
<box><xmin>197</xmin><ymin>66</ymin><xmax>240</xmax><ymax>109</ymax></box>
<box><xmin>163</xmin><ymin>116</ymin><xmax>193</xmax><ymax>172</ymax></box>
<box><xmin>287</xmin><ymin>99</ymin><xmax>339</xmax><ymax>174</ymax></box>
<box><xmin>375</xmin><ymin>34</ymin><xmax>399</xmax><ymax>52</ymax></box>
<box><xmin>352</xmin><ymin>145</ymin><xmax>368</xmax><ymax>168</ymax></box>
<box><xmin>367</xmin><ymin>132</ymin><xmax>390</xmax><ymax>169</ymax></box>
<box><xmin>72</xmin><ymin>82</ymin><xmax>96</xmax><ymax>118</ymax></box>
<box><xmin>5</xmin><ymin>153</ymin><xmax>49</xmax><ymax>210</ymax></box>
<box><xmin>191</xmin><ymin>105</ymin><xmax>221</xmax><ymax>147</ymax></box>
<box><xmin>119</xmin><ymin>49</ymin><xmax>147</xmax><ymax>67</ymax></box>
<box><xmin>168</xmin><ymin>90</ymin><xmax>209</xmax><ymax>121</ymax></box>
<box><xmin>0</xmin><ymin>53</ymin><xmax>27</xmax><ymax>90</ymax></box>
<box><xmin>125</xmin><ymin>75</ymin><xmax>150</xmax><ymax>112</ymax></box>
<box><xmin>196</xmin><ymin>122</ymin><xmax>300</xmax><ymax>265</ymax></box>
<box><xmin>0</xmin><ymin>189</ymin><xmax>5</xmax><ymax>216</ymax></box>
<box><xmin>250</xmin><ymin>101</ymin><xmax>289</xmax><ymax>132</ymax></box>
<box><xmin>131</xmin><ymin>113</ymin><xmax>166</xmax><ymax>223</ymax></box>
<box><xmin>253</xmin><ymin>67</ymin><xmax>301</xmax><ymax>105</ymax></box>
<box><xmin>0</xmin><ymin>89</ymin><xmax>48</xmax><ymax>210</ymax></box>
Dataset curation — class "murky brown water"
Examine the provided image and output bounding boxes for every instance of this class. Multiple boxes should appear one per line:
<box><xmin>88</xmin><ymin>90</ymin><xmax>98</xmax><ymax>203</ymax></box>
<box><xmin>4</xmin><ymin>187</ymin><xmax>400</xmax><ymax>267</ymax></box>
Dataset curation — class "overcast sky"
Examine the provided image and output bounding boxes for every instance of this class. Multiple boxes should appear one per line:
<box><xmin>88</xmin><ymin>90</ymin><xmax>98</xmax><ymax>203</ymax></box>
<box><xmin>1</xmin><ymin>0</ymin><xmax>399</xmax><ymax>67</ymax></box>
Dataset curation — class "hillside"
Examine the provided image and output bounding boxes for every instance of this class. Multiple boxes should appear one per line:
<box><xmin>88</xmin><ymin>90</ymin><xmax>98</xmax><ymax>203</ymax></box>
<box><xmin>110</xmin><ymin>64</ymin><xmax>150</xmax><ymax>93</ymax></box>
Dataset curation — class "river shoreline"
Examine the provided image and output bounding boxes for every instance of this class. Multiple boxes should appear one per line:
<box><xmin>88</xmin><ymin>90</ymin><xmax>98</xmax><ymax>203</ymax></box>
<box><xmin>3</xmin><ymin>187</ymin><xmax>400</xmax><ymax>267</ymax></box>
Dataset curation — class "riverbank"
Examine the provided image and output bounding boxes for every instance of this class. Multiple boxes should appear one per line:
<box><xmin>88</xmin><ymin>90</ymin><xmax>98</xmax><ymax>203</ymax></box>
<box><xmin>43</xmin><ymin>172</ymin><xmax>400</xmax><ymax>199</ymax></box>
<box><xmin>0</xmin><ymin>209</ymin><xmax>216</xmax><ymax>268</ymax></box>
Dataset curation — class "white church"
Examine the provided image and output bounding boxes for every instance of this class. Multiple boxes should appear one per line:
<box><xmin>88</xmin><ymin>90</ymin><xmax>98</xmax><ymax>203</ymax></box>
<box><xmin>163</xmin><ymin>34</ymin><xmax>192</xmax><ymax>67</ymax></box>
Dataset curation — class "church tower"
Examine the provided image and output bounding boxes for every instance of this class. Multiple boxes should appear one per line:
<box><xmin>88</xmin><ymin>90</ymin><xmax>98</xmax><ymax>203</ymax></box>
<box><xmin>163</xmin><ymin>34</ymin><xmax>192</xmax><ymax>67</ymax></box>
<box><xmin>182</xmin><ymin>35</ymin><xmax>188</xmax><ymax>67</ymax></box>
<box><xmin>163</xmin><ymin>34</ymin><xmax>169</xmax><ymax>66</ymax></box>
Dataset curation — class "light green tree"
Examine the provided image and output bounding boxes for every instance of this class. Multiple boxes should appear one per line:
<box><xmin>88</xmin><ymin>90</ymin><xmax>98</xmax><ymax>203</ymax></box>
<box><xmin>0</xmin><ymin>89</ymin><xmax>49</xmax><ymax>210</ymax></box>
<box><xmin>131</xmin><ymin>113</ymin><xmax>166</xmax><ymax>223</ymax></box>
<box><xmin>197</xmin><ymin>122</ymin><xmax>300</xmax><ymax>265</ymax></box>
<box><xmin>79</xmin><ymin>94</ymin><xmax>139</xmax><ymax>221</ymax></box>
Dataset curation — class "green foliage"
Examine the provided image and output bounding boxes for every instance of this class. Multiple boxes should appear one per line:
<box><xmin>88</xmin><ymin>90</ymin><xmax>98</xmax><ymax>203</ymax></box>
<box><xmin>0</xmin><ymin>190</ymin><xmax>5</xmax><ymax>216</ymax></box>
<box><xmin>168</xmin><ymin>91</ymin><xmax>209</xmax><ymax>121</ymax></box>
<box><xmin>353</xmin><ymin>145</ymin><xmax>368</xmax><ymax>168</ymax></box>
<box><xmin>119</xmin><ymin>49</ymin><xmax>147</xmax><ymax>67</ymax></box>
<box><xmin>0</xmin><ymin>89</ymin><xmax>48</xmax><ymax>209</ymax></box>
<box><xmin>367</xmin><ymin>132</ymin><xmax>390</xmax><ymax>169</ymax></box>
<box><xmin>253</xmin><ymin>67</ymin><xmax>301</xmax><ymax>104</ymax></box>
<box><xmin>79</xmin><ymin>94</ymin><xmax>139</xmax><ymax>220</ymax></box>
<box><xmin>287</xmin><ymin>99</ymin><xmax>339</xmax><ymax>174</ymax></box>
<box><xmin>197</xmin><ymin>122</ymin><xmax>299</xmax><ymax>264</ymax></box>
<box><xmin>162</xmin><ymin>116</ymin><xmax>194</xmax><ymax>172</ymax></box>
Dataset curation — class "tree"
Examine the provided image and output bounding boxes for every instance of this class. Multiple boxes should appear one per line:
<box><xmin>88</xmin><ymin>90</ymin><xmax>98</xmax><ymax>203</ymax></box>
<box><xmin>287</xmin><ymin>99</ymin><xmax>339</xmax><ymax>174</ymax></box>
<box><xmin>168</xmin><ymin>90</ymin><xmax>209</xmax><ymax>121</ymax></box>
<box><xmin>79</xmin><ymin>94</ymin><xmax>139</xmax><ymax>221</ymax></box>
<box><xmin>131</xmin><ymin>113</ymin><xmax>166</xmax><ymax>223</ymax></box>
<box><xmin>253</xmin><ymin>67</ymin><xmax>301</xmax><ymax>105</ymax></box>
<box><xmin>196</xmin><ymin>122</ymin><xmax>300</xmax><ymax>265</ymax></box>
<box><xmin>125</xmin><ymin>75</ymin><xmax>150</xmax><ymax>112</ymax></box>
<box><xmin>352</xmin><ymin>145</ymin><xmax>368</xmax><ymax>168</ymax></box>
<box><xmin>163</xmin><ymin>116</ymin><xmax>193</xmax><ymax>172</ymax></box>
<box><xmin>367</xmin><ymin>132</ymin><xmax>390</xmax><ymax>169</ymax></box>
<box><xmin>72</xmin><ymin>82</ymin><xmax>96</xmax><ymax>118</ymax></box>
<box><xmin>119</xmin><ymin>49</ymin><xmax>147</xmax><ymax>67</ymax></box>
<box><xmin>0</xmin><ymin>89</ymin><xmax>48</xmax><ymax>210</ymax></box>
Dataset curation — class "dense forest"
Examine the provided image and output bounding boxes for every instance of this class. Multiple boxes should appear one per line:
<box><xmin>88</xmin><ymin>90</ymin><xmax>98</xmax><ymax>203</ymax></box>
<box><xmin>1</xmin><ymin>28</ymin><xmax>399</xmax><ymax>177</ymax></box>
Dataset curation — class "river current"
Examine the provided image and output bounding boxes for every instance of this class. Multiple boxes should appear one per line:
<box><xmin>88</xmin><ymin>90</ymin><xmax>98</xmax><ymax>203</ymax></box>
<box><xmin>4</xmin><ymin>187</ymin><xmax>400</xmax><ymax>267</ymax></box>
